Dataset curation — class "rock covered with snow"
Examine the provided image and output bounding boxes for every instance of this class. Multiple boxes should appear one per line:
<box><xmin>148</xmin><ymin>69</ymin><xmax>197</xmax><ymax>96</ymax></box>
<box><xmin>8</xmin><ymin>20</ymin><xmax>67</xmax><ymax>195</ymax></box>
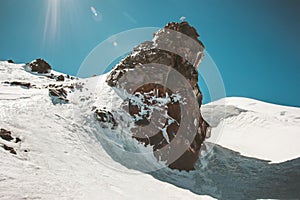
<box><xmin>106</xmin><ymin>21</ymin><xmax>210</xmax><ymax>171</ymax></box>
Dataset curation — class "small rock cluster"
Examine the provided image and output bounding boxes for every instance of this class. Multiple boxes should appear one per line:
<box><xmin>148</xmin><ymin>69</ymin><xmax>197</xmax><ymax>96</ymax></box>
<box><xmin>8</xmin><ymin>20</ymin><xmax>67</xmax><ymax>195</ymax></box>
<box><xmin>46</xmin><ymin>73</ymin><xmax>76</xmax><ymax>82</ymax></box>
<box><xmin>49</xmin><ymin>87</ymin><xmax>69</xmax><ymax>104</ymax></box>
<box><xmin>47</xmin><ymin>82</ymin><xmax>85</xmax><ymax>105</ymax></box>
<box><xmin>1</xmin><ymin>58</ymin><xmax>81</xmax><ymax>105</ymax></box>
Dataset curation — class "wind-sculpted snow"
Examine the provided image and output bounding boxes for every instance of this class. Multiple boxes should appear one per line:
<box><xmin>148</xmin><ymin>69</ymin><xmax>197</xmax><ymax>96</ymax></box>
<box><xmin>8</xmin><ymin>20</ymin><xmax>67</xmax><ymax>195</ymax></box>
<box><xmin>0</xmin><ymin>61</ymin><xmax>300</xmax><ymax>199</ymax></box>
<box><xmin>202</xmin><ymin>105</ymin><xmax>247</xmax><ymax>127</ymax></box>
<box><xmin>204</xmin><ymin>97</ymin><xmax>300</xmax><ymax>164</ymax></box>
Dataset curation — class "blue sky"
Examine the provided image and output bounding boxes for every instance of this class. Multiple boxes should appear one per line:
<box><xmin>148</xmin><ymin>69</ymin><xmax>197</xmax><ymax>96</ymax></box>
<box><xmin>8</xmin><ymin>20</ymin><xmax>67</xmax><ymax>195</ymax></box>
<box><xmin>0</xmin><ymin>0</ymin><xmax>299</xmax><ymax>107</ymax></box>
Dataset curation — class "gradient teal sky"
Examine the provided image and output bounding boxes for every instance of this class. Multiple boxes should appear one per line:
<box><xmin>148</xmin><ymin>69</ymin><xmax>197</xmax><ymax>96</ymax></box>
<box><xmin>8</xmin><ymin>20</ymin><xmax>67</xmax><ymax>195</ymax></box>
<box><xmin>0</xmin><ymin>0</ymin><xmax>299</xmax><ymax>107</ymax></box>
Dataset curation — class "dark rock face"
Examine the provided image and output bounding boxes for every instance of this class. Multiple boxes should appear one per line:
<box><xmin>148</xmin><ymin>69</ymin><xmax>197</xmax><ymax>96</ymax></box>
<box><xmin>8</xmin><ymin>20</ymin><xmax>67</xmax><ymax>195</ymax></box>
<box><xmin>0</xmin><ymin>128</ymin><xmax>13</xmax><ymax>141</ymax></box>
<box><xmin>7</xmin><ymin>59</ymin><xmax>14</xmax><ymax>63</ymax></box>
<box><xmin>28</xmin><ymin>59</ymin><xmax>52</xmax><ymax>73</ymax></box>
<box><xmin>106</xmin><ymin>21</ymin><xmax>210</xmax><ymax>171</ymax></box>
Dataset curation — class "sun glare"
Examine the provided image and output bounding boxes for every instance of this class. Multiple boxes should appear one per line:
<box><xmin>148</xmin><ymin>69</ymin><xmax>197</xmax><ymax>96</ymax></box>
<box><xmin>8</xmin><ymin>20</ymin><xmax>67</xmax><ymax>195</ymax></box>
<box><xmin>43</xmin><ymin>0</ymin><xmax>101</xmax><ymax>45</ymax></box>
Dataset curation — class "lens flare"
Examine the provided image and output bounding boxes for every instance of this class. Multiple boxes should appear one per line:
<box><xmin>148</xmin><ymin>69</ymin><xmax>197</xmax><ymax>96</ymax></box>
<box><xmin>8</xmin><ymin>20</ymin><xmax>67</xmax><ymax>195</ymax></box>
<box><xmin>90</xmin><ymin>6</ymin><xmax>97</xmax><ymax>16</ymax></box>
<box><xmin>90</xmin><ymin>6</ymin><xmax>102</xmax><ymax>21</ymax></box>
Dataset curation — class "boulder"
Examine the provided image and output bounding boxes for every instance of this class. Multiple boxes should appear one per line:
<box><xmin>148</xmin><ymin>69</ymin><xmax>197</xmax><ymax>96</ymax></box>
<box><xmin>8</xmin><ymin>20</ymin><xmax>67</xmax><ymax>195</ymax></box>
<box><xmin>56</xmin><ymin>75</ymin><xmax>65</xmax><ymax>82</ymax></box>
<box><xmin>28</xmin><ymin>59</ymin><xmax>52</xmax><ymax>73</ymax></box>
<box><xmin>0</xmin><ymin>128</ymin><xmax>13</xmax><ymax>141</ymax></box>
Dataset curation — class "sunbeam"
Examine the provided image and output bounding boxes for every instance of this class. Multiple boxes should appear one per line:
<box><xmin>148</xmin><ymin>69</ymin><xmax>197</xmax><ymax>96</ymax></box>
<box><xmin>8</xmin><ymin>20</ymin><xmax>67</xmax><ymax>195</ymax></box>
<box><xmin>43</xmin><ymin>0</ymin><xmax>83</xmax><ymax>46</ymax></box>
<box><xmin>43</xmin><ymin>0</ymin><xmax>61</xmax><ymax>44</ymax></box>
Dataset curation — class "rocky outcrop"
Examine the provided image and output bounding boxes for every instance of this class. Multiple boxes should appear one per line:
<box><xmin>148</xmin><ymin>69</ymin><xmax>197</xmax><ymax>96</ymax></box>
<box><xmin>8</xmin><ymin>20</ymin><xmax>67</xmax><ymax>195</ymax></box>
<box><xmin>27</xmin><ymin>59</ymin><xmax>52</xmax><ymax>73</ymax></box>
<box><xmin>106</xmin><ymin>21</ymin><xmax>210</xmax><ymax>171</ymax></box>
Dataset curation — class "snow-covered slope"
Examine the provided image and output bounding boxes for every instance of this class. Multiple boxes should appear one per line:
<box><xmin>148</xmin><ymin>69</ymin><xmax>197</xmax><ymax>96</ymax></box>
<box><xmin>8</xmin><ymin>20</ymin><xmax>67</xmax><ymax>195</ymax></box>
<box><xmin>0</xmin><ymin>61</ymin><xmax>212</xmax><ymax>199</ymax></box>
<box><xmin>0</xmin><ymin>61</ymin><xmax>299</xmax><ymax>199</ymax></box>
<box><xmin>203</xmin><ymin>97</ymin><xmax>300</xmax><ymax>163</ymax></box>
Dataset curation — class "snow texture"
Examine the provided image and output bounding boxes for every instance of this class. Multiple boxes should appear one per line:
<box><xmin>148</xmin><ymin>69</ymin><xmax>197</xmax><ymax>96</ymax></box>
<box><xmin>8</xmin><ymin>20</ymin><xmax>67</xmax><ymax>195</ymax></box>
<box><xmin>0</xmin><ymin>61</ymin><xmax>299</xmax><ymax>199</ymax></box>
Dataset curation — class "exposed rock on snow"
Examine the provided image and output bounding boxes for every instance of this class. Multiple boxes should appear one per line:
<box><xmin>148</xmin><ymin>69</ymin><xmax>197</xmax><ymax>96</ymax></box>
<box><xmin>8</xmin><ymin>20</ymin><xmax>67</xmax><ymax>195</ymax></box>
<box><xmin>0</xmin><ymin>128</ymin><xmax>13</xmax><ymax>141</ymax></box>
<box><xmin>49</xmin><ymin>87</ymin><xmax>69</xmax><ymax>104</ymax></box>
<box><xmin>95</xmin><ymin>108</ymin><xmax>118</xmax><ymax>129</ymax></box>
<box><xmin>56</xmin><ymin>74</ymin><xmax>65</xmax><ymax>82</ymax></box>
<box><xmin>27</xmin><ymin>58</ymin><xmax>52</xmax><ymax>73</ymax></box>
<box><xmin>3</xmin><ymin>81</ymin><xmax>31</xmax><ymax>89</ymax></box>
<box><xmin>2</xmin><ymin>144</ymin><xmax>16</xmax><ymax>155</ymax></box>
<box><xmin>0</xmin><ymin>128</ymin><xmax>21</xmax><ymax>155</ymax></box>
<box><xmin>45</xmin><ymin>73</ymin><xmax>70</xmax><ymax>82</ymax></box>
<box><xmin>47</xmin><ymin>82</ymin><xmax>78</xmax><ymax>105</ymax></box>
<box><xmin>106</xmin><ymin>21</ymin><xmax>209</xmax><ymax>171</ymax></box>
